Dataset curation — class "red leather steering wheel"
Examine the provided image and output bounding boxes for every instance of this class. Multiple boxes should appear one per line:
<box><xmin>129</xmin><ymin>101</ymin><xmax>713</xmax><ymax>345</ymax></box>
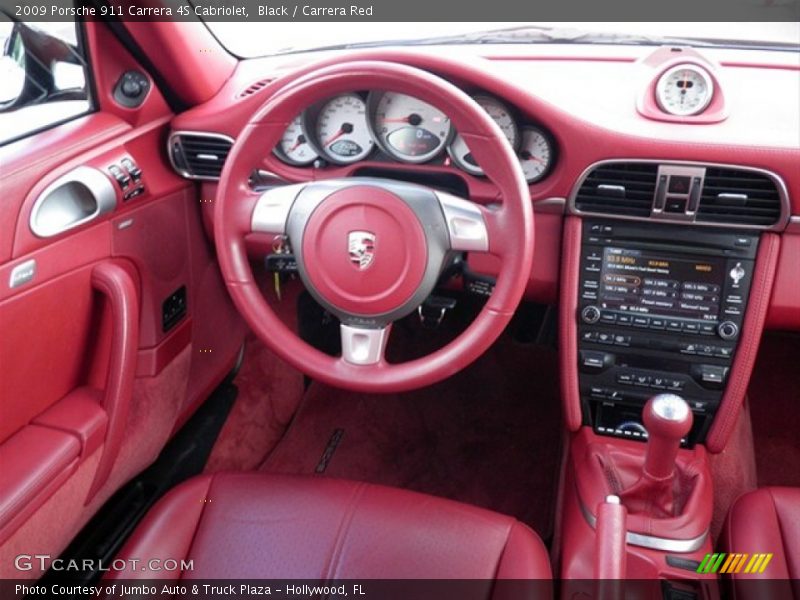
<box><xmin>215</xmin><ymin>61</ymin><xmax>534</xmax><ymax>393</ymax></box>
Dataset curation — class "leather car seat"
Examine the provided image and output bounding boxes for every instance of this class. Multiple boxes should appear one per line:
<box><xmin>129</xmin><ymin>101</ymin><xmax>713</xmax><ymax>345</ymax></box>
<box><xmin>108</xmin><ymin>472</ymin><xmax>552</xmax><ymax>583</ymax></box>
<box><xmin>723</xmin><ymin>487</ymin><xmax>799</xmax><ymax>598</ymax></box>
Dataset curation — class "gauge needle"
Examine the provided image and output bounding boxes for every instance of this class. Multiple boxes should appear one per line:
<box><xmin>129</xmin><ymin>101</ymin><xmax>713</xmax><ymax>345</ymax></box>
<box><xmin>323</xmin><ymin>129</ymin><xmax>344</xmax><ymax>147</ymax></box>
<box><xmin>323</xmin><ymin>122</ymin><xmax>354</xmax><ymax>147</ymax></box>
<box><xmin>521</xmin><ymin>152</ymin><xmax>545</xmax><ymax>164</ymax></box>
<box><xmin>288</xmin><ymin>135</ymin><xmax>305</xmax><ymax>152</ymax></box>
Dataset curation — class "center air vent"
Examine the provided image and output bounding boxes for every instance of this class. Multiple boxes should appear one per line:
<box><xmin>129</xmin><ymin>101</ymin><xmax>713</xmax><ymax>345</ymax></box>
<box><xmin>169</xmin><ymin>132</ymin><xmax>234</xmax><ymax>180</ymax></box>
<box><xmin>697</xmin><ymin>167</ymin><xmax>783</xmax><ymax>227</ymax></box>
<box><xmin>574</xmin><ymin>163</ymin><xmax>658</xmax><ymax>218</ymax></box>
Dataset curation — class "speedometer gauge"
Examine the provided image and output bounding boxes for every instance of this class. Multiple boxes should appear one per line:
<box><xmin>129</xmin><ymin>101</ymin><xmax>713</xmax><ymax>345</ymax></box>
<box><xmin>518</xmin><ymin>127</ymin><xmax>552</xmax><ymax>183</ymax></box>
<box><xmin>273</xmin><ymin>114</ymin><xmax>318</xmax><ymax>166</ymax></box>
<box><xmin>311</xmin><ymin>94</ymin><xmax>374</xmax><ymax>165</ymax></box>
<box><xmin>655</xmin><ymin>64</ymin><xmax>714</xmax><ymax>116</ymax></box>
<box><xmin>448</xmin><ymin>95</ymin><xmax>519</xmax><ymax>176</ymax></box>
<box><xmin>369</xmin><ymin>92</ymin><xmax>452</xmax><ymax>163</ymax></box>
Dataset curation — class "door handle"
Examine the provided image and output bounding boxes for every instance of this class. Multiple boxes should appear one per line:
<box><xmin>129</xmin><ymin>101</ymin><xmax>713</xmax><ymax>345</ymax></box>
<box><xmin>85</xmin><ymin>261</ymin><xmax>140</xmax><ymax>503</ymax></box>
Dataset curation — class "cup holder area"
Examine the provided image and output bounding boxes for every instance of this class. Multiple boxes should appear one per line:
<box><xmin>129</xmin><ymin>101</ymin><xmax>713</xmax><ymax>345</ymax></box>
<box><xmin>30</xmin><ymin>166</ymin><xmax>116</xmax><ymax>238</ymax></box>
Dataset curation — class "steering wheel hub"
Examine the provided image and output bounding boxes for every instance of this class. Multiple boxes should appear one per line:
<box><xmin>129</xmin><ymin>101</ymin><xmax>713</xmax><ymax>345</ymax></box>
<box><xmin>301</xmin><ymin>186</ymin><xmax>428</xmax><ymax>317</ymax></box>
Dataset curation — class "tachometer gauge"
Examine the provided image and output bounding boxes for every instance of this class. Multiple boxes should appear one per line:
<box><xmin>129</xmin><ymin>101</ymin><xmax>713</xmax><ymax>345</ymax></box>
<box><xmin>655</xmin><ymin>64</ymin><xmax>714</xmax><ymax>117</ymax></box>
<box><xmin>518</xmin><ymin>127</ymin><xmax>553</xmax><ymax>183</ymax></box>
<box><xmin>311</xmin><ymin>94</ymin><xmax>374</xmax><ymax>165</ymax></box>
<box><xmin>448</xmin><ymin>95</ymin><xmax>519</xmax><ymax>176</ymax></box>
<box><xmin>369</xmin><ymin>92</ymin><xmax>452</xmax><ymax>163</ymax></box>
<box><xmin>273</xmin><ymin>114</ymin><xmax>318</xmax><ymax>166</ymax></box>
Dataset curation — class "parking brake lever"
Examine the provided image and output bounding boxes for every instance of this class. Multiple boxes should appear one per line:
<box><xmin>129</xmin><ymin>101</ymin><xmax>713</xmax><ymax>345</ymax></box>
<box><xmin>595</xmin><ymin>495</ymin><xmax>627</xmax><ymax>599</ymax></box>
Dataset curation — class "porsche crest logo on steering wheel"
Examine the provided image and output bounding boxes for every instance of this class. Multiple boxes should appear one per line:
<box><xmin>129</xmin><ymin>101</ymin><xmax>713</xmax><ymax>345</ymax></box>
<box><xmin>348</xmin><ymin>231</ymin><xmax>376</xmax><ymax>270</ymax></box>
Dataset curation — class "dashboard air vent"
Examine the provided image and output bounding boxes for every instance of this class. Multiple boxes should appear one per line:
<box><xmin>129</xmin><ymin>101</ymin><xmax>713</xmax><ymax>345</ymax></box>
<box><xmin>697</xmin><ymin>167</ymin><xmax>782</xmax><ymax>227</ymax></box>
<box><xmin>237</xmin><ymin>78</ymin><xmax>273</xmax><ymax>99</ymax></box>
<box><xmin>574</xmin><ymin>163</ymin><xmax>658</xmax><ymax>217</ymax></box>
<box><xmin>169</xmin><ymin>133</ymin><xmax>233</xmax><ymax>180</ymax></box>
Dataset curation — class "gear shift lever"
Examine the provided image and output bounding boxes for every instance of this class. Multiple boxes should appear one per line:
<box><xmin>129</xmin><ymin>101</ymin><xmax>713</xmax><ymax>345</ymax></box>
<box><xmin>642</xmin><ymin>393</ymin><xmax>693</xmax><ymax>480</ymax></box>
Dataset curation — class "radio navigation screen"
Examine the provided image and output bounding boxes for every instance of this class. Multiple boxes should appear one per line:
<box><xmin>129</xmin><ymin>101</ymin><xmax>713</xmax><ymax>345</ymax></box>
<box><xmin>599</xmin><ymin>247</ymin><xmax>723</xmax><ymax>321</ymax></box>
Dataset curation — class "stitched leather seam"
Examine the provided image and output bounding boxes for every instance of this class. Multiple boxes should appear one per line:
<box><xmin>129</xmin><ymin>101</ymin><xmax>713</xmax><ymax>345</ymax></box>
<box><xmin>321</xmin><ymin>481</ymin><xmax>367</xmax><ymax>585</ymax></box>
<box><xmin>177</xmin><ymin>475</ymin><xmax>214</xmax><ymax>582</ymax></box>
<box><xmin>767</xmin><ymin>488</ymin><xmax>793</xmax><ymax>579</ymax></box>
<box><xmin>710</xmin><ymin>234</ymin><xmax>778</xmax><ymax>450</ymax></box>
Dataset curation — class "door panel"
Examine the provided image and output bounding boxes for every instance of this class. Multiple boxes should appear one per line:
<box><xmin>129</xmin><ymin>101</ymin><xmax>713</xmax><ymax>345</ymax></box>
<box><xmin>0</xmin><ymin>20</ymin><xmax>245</xmax><ymax>577</ymax></box>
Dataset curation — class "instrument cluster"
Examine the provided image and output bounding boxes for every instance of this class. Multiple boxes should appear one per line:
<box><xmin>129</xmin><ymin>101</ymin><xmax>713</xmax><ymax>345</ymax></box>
<box><xmin>273</xmin><ymin>91</ymin><xmax>555</xmax><ymax>183</ymax></box>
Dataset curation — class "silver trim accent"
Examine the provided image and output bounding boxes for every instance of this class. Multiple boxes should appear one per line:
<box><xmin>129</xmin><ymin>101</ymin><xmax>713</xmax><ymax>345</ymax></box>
<box><xmin>718</xmin><ymin>192</ymin><xmax>748</xmax><ymax>201</ymax></box>
<box><xmin>597</xmin><ymin>184</ymin><xmax>626</xmax><ymax>194</ymax></box>
<box><xmin>30</xmin><ymin>166</ymin><xmax>117</xmax><ymax>238</ymax></box>
<box><xmin>436</xmin><ymin>191</ymin><xmax>490</xmax><ymax>253</ymax></box>
<box><xmin>9</xmin><ymin>259</ymin><xmax>36</xmax><ymax>289</ymax></box>
<box><xmin>167</xmin><ymin>131</ymin><xmax>235</xmax><ymax>181</ymax></box>
<box><xmin>651</xmin><ymin>394</ymin><xmax>690</xmax><ymax>422</ymax></box>
<box><xmin>580</xmin><ymin>497</ymin><xmax>708</xmax><ymax>552</ymax></box>
<box><xmin>340</xmin><ymin>323</ymin><xmax>390</xmax><ymax>365</ymax></box>
<box><xmin>251</xmin><ymin>183</ymin><xmax>306</xmax><ymax>235</ymax></box>
<box><xmin>568</xmin><ymin>159</ymin><xmax>791</xmax><ymax>231</ymax></box>
<box><xmin>786</xmin><ymin>215</ymin><xmax>800</xmax><ymax>233</ymax></box>
<box><xmin>605</xmin><ymin>495</ymin><xmax>621</xmax><ymax>505</ymax></box>
<box><xmin>533</xmin><ymin>197</ymin><xmax>566</xmax><ymax>214</ymax></box>
<box><xmin>655</xmin><ymin>64</ymin><xmax>715</xmax><ymax>117</ymax></box>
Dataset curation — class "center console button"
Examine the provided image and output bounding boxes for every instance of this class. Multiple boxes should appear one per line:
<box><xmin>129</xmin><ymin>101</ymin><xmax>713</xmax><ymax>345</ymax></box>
<box><xmin>666</xmin><ymin>320</ymin><xmax>683</xmax><ymax>332</ymax></box>
<box><xmin>632</xmin><ymin>316</ymin><xmax>650</xmax><ymax>328</ymax></box>
<box><xmin>600</xmin><ymin>312</ymin><xmax>617</xmax><ymax>324</ymax></box>
<box><xmin>667</xmin><ymin>379</ymin><xmax>685</xmax><ymax>392</ymax></box>
<box><xmin>580</xmin><ymin>350</ymin><xmax>614</xmax><ymax>372</ymax></box>
<box><xmin>651</xmin><ymin>377</ymin><xmax>667</xmax><ymax>389</ymax></box>
<box><xmin>617</xmin><ymin>314</ymin><xmax>632</xmax><ymax>326</ymax></box>
<box><xmin>683</xmin><ymin>322</ymin><xmax>700</xmax><ymax>334</ymax></box>
<box><xmin>634</xmin><ymin>374</ymin><xmax>652</xmax><ymax>386</ymax></box>
<box><xmin>699</xmin><ymin>323</ymin><xmax>717</xmax><ymax>335</ymax></box>
<box><xmin>617</xmin><ymin>373</ymin><xmax>634</xmax><ymax>385</ymax></box>
<box><xmin>597</xmin><ymin>332</ymin><xmax>614</xmax><ymax>345</ymax></box>
<box><xmin>613</xmin><ymin>334</ymin><xmax>630</xmax><ymax>346</ymax></box>
<box><xmin>714</xmin><ymin>347</ymin><xmax>733</xmax><ymax>359</ymax></box>
<box><xmin>649</xmin><ymin>318</ymin><xmax>666</xmax><ymax>330</ymax></box>
<box><xmin>691</xmin><ymin>364</ymin><xmax>729</xmax><ymax>390</ymax></box>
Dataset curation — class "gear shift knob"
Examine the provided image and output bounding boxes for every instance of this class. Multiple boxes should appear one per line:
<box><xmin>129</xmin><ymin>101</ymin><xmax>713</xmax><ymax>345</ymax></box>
<box><xmin>642</xmin><ymin>394</ymin><xmax>693</xmax><ymax>480</ymax></box>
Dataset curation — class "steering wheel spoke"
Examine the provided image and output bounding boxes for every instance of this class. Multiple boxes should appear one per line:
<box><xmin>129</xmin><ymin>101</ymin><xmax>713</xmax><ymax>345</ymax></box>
<box><xmin>251</xmin><ymin>183</ymin><xmax>306</xmax><ymax>235</ymax></box>
<box><xmin>340</xmin><ymin>323</ymin><xmax>391</xmax><ymax>366</ymax></box>
<box><xmin>436</xmin><ymin>192</ymin><xmax>490</xmax><ymax>253</ymax></box>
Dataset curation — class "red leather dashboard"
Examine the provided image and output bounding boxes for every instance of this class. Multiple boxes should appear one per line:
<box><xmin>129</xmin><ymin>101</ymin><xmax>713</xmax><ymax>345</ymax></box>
<box><xmin>172</xmin><ymin>46</ymin><xmax>800</xmax><ymax>329</ymax></box>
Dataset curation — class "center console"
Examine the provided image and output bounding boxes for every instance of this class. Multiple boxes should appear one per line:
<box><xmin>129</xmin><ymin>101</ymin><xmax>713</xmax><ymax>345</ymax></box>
<box><xmin>577</xmin><ymin>219</ymin><xmax>758</xmax><ymax>445</ymax></box>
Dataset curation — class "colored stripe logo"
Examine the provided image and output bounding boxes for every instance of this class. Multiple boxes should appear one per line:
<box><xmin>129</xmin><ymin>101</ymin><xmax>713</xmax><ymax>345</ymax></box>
<box><xmin>696</xmin><ymin>553</ymin><xmax>773</xmax><ymax>574</ymax></box>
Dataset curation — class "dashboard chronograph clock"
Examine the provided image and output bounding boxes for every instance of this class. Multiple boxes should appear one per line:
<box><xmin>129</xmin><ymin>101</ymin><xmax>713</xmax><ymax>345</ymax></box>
<box><xmin>655</xmin><ymin>64</ymin><xmax>715</xmax><ymax>117</ymax></box>
<box><xmin>368</xmin><ymin>92</ymin><xmax>452</xmax><ymax>163</ymax></box>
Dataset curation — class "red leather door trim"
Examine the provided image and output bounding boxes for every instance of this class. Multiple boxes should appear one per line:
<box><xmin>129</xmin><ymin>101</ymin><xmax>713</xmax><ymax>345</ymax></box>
<box><xmin>85</xmin><ymin>261</ymin><xmax>140</xmax><ymax>502</ymax></box>
<box><xmin>706</xmin><ymin>233</ymin><xmax>780</xmax><ymax>452</ymax></box>
<box><xmin>0</xmin><ymin>425</ymin><xmax>80</xmax><ymax>544</ymax></box>
<box><xmin>32</xmin><ymin>388</ymin><xmax>108</xmax><ymax>460</ymax></box>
